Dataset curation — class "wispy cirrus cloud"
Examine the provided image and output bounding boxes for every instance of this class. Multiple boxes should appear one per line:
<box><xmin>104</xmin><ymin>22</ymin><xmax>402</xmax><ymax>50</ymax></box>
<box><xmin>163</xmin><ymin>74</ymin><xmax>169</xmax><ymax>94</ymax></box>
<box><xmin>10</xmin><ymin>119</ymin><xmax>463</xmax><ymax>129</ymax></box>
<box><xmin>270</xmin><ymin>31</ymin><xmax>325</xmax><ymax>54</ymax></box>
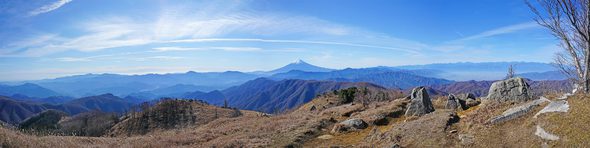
<box><xmin>55</xmin><ymin>51</ymin><xmax>155</xmax><ymax>62</ymax></box>
<box><xmin>133</xmin><ymin>56</ymin><xmax>185</xmax><ymax>62</ymax></box>
<box><xmin>56</xmin><ymin>54</ymin><xmax>185</xmax><ymax>62</ymax></box>
<box><xmin>430</xmin><ymin>22</ymin><xmax>542</xmax><ymax>53</ymax></box>
<box><xmin>153</xmin><ymin>46</ymin><xmax>261</xmax><ymax>52</ymax></box>
<box><xmin>28</xmin><ymin>0</ymin><xmax>72</xmax><ymax>16</ymax></box>
<box><xmin>55</xmin><ymin>57</ymin><xmax>91</xmax><ymax>62</ymax></box>
<box><xmin>3</xmin><ymin>1</ymin><xmax>427</xmax><ymax>57</ymax></box>
<box><xmin>168</xmin><ymin>38</ymin><xmax>422</xmax><ymax>54</ymax></box>
<box><xmin>455</xmin><ymin>22</ymin><xmax>539</xmax><ymax>42</ymax></box>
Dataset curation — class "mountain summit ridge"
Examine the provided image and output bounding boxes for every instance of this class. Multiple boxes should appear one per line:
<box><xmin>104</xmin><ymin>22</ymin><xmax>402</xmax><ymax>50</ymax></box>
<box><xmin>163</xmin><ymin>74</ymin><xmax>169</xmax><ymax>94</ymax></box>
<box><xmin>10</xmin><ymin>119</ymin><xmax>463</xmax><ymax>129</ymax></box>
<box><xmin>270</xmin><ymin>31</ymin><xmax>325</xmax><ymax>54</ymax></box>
<box><xmin>267</xmin><ymin>60</ymin><xmax>334</xmax><ymax>74</ymax></box>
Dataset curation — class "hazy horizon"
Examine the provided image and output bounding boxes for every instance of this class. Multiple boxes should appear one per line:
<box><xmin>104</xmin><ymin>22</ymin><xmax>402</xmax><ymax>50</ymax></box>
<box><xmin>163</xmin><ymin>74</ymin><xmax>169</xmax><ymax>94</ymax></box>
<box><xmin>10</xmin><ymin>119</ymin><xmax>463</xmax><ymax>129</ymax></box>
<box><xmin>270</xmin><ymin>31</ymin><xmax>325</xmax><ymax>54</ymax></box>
<box><xmin>1</xmin><ymin>0</ymin><xmax>558</xmax><ymax>81</ymax></box>
<box><xmin>0</xmin><ymin>60</ymin><xmax>556</xmax><ymax>82</ymax></box>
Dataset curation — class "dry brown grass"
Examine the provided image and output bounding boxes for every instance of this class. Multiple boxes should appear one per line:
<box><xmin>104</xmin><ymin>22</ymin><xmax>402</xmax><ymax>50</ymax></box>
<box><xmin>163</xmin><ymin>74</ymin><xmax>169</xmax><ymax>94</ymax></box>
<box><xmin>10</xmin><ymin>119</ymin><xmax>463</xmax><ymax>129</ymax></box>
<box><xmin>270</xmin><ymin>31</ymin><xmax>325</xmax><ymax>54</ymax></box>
<box><xmin>1</xmin><ymin>126</ymin><xmax>123</xmax><ymax>148</ymax></box>
<box><xmin>541</xmin><ymin>94</ymin><xmax>590</xmax><ymax>147</ymax></box>
<box><xmin>6</xmin><ymin>90</ymin><xmax>590</xmax><ymax>148</ymax></box>
<box><xmin>398</xmin><ymin>110</ymin><xmax>459</xmax><ymax>147</ymax></box>
<box><xmin>457</xmin><ymin>98</ymin><xmax>550</xmax><ymax>147</ymax></box>
<box><xmin>108</xmin><ymin>99</ymin><xmax>245</xmax><ymax>137</ymax></box>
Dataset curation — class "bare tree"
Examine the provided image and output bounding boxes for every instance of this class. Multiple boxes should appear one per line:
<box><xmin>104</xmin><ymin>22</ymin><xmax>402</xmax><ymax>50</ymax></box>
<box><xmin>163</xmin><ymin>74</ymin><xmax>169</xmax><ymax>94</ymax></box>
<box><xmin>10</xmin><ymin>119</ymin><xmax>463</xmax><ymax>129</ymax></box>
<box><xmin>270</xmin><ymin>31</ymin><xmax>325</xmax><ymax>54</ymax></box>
<box><xmin>506</xmin><ymin>64</ymin><xmax>516</xmax><ymax>79</ymax></box>
<box><xmin>223</xmin><ymin>99</ymin><xmax>228</xmax><ymax>108</ymax></box>
<box><xmin>526</xmin><ymin>0</ymin><xmax>590</xmax><ymax>93</ymax></box>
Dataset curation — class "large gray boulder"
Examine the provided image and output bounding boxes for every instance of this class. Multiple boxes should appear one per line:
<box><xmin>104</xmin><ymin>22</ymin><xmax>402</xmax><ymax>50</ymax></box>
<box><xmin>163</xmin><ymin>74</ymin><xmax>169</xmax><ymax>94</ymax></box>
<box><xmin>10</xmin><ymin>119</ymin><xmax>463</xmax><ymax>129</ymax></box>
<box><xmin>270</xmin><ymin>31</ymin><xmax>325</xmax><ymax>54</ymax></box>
<box><xmin>485</xmin><ymin>77</ymin><xmax>533</xmax><ymax>103</ymax></box>
<box><xmin>405</xmin><ymin>86</ymin><xmax>435</xmax><ymax>116</ymax></box>
<box><xmin>445</xmin><ymin>94</ymin><xmax>459</xmax><ymax>109</ymax></box>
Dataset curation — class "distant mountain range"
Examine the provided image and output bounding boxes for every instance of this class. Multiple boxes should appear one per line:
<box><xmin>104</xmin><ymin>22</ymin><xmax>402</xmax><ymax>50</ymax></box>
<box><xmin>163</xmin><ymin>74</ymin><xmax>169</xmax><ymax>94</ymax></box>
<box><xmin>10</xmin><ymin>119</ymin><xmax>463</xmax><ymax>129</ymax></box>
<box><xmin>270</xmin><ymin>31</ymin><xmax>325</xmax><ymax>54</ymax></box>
<box><xmin>517</xmin><ymin>71</ymin><xmax>567</xmax><ymax>80</ymax></box>
<box><xmin>18</xmin><ymin>60</ymin><xmax>335</xmax><ymax>97</ymax></box>
<box><xmin>29</xmin><ymin>71</ymin><xmax>259</xmax><ymax>97</ymax></box>
<box><xmin>431</xmin><ymin>79</ymin><xmax>572</xmax><ymax>97</ymax></box>
<box><xmin>0</xmin><ymin>94</ymin><xmax>134</xmax><ymax>124</ymax></box>
<box><xmin>182</xmin><ymin>78</ymin><xmax>390</xmax><ymax>113</ymax></box>
<box><xmin>269</xmin><ymin>68</ymin><xmax>453</xmax><ymax>89</ymax></box>
<box><xmin>0</xmin><ymin>83</ymin><xmax>61</xmax><ymax>98</ymax></box>
<box><xmin>263</xmin><ymin>59</ymin><xmax>334</xmax><ymax>75</ymax></box>
<box><xmin>0</xmin><ymin>61</ymin><xmax>568</xmax><ymax>111</ymax></box>
<box><xmin>9</xmin><ymin>95</ymin><xmax>75</xmax><ymax>105</ymax></box>
<box><xmin>395</xmin><ymin>62</ymin><xmax>561</xmax><ymax>81</ymax></box>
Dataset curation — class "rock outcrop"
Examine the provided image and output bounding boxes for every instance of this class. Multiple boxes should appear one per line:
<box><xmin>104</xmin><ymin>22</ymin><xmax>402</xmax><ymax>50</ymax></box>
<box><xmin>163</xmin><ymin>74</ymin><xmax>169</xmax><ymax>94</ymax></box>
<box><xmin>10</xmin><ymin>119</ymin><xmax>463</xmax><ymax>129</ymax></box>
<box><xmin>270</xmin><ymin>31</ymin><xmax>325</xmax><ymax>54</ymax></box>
<box><xmin>445</xmin><ymin>94</ymin><xmax>459</xmax><ymax>109</ymax></box>
<box><xmin>405</xmin><ymin>86</ymin><xmax>435</xmax><ymax>116</ymax></box>
<box><xmin>485</xmin><ymin>77</ymin><xmax>533</xmax><ymax>103</ymax></box>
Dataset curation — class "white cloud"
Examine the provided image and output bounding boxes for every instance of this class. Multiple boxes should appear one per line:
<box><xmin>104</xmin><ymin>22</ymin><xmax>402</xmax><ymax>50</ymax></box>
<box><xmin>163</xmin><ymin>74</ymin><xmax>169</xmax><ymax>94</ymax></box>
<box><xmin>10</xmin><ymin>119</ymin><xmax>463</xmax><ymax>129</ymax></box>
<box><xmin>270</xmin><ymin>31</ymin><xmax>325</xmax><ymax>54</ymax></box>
<box><xmin>28</xmin><ymin>0</ymin><xmax>72</xmax><ymax>16</ymax></box>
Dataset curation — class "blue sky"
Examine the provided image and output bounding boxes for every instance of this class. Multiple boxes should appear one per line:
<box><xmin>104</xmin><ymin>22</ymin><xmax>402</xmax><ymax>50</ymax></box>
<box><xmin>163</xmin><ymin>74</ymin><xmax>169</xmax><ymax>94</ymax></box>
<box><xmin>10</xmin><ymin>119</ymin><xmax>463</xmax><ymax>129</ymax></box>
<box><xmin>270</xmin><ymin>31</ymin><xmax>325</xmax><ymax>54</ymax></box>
<box><xmin>0</xmin><ymin>0</ymin><xmax>558</xmax><ymax>81</ymax></box>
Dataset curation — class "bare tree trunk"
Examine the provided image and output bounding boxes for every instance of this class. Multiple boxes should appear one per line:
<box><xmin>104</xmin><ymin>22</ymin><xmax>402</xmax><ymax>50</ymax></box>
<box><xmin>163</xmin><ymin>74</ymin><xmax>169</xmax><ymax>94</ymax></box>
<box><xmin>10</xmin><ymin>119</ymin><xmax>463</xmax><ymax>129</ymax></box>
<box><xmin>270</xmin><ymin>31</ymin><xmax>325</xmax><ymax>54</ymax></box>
<box><xmin>527</xmin><ymin>0</ymin><xmax>590</xmax><ymax>94</ymax></box>
<box><xmin>584</xmin><ymin>51</ymin><xmax>589</xmax><ymax>93</ymax></box>
<box><xmin>586</xmin><ymin>1</ymin><xmax>590</xmax><ymax>93</ymax></box>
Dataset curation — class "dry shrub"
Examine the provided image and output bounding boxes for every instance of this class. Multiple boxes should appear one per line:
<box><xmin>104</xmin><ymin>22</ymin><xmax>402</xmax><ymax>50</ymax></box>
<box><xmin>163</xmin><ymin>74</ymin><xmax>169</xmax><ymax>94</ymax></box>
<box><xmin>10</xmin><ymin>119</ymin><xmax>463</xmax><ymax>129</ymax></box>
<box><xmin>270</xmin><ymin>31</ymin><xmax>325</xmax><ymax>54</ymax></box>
<box><xmin>431</xmin><ymin>95</ymin><xmax>448</xmax><ymax>109</ymax></box>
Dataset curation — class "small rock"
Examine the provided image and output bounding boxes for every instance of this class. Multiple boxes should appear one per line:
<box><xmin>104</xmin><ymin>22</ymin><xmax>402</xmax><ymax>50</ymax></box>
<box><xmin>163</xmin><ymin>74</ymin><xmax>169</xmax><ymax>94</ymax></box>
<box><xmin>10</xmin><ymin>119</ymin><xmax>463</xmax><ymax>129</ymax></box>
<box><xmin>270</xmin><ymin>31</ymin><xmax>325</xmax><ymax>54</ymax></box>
<box><xmin>310</xmin><ymin>105</ymin><xmax>317</xmax><ymax>111</ymax></box>
<box><xmin>459</xmin><ymin>134</ymin><xmax>475</xmax><ymax>145</ymax></box>
<box><xmin>317</xmin><ymin>134</ymin><xmax>334</xmax><ymax>140</ymax></box>
<box><xmin>456</xmin><ymin>93</ymin><xmax>477</xmax><ymax>110</ymax></box>
<box><xmin>445</xmin><ymin>94</ymin><xmax>460</xmax><ymax>109</ymax></box>
<box><xmin>331</xmin><ymin>118</ymin><xmax>368</xmax><ymax>133</ymax></box>
<box><xmin>457</xmin><ymin>93</ymin><xmax>476</xmax><ymax>101</ymax></box>
<box><xmin>369</xmin><ymin>114</ymin><xmax>388</xmax><ymax>125</ymax></box>
<box><xmin>391</xmin><ymin>143</ymin><xmax>400</xmax><ymax>148</ymax></box>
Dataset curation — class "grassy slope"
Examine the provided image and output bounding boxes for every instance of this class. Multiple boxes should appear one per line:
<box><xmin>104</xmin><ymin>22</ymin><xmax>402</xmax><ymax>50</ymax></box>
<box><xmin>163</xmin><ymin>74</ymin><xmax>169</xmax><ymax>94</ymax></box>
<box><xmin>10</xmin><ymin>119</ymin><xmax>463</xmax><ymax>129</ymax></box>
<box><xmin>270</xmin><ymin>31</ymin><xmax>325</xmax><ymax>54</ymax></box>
<box><xmin>457</xmin><ymin>93</ymin><xmax>590</xmax><ymax>147</ymax></box>
<box><xmin>3</xmin><ymin>93</ymin><xmax>590</xmax><ymax>147</ymax></box>
<box><xmin>542</xmin><ymin>94</ymin><xmax>590</xmax><ymax>147</ymax></box>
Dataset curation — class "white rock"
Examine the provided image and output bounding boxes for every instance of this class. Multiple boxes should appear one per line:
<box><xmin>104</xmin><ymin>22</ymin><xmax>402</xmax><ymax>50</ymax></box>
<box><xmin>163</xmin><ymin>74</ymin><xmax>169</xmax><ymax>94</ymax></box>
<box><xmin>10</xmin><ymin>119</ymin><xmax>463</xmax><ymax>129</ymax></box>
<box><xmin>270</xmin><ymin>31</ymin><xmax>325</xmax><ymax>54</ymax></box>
<box><xmin>534</xmin><ymin>100</ymin><xmax>569</xmax><ymax>118</ymax></box>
